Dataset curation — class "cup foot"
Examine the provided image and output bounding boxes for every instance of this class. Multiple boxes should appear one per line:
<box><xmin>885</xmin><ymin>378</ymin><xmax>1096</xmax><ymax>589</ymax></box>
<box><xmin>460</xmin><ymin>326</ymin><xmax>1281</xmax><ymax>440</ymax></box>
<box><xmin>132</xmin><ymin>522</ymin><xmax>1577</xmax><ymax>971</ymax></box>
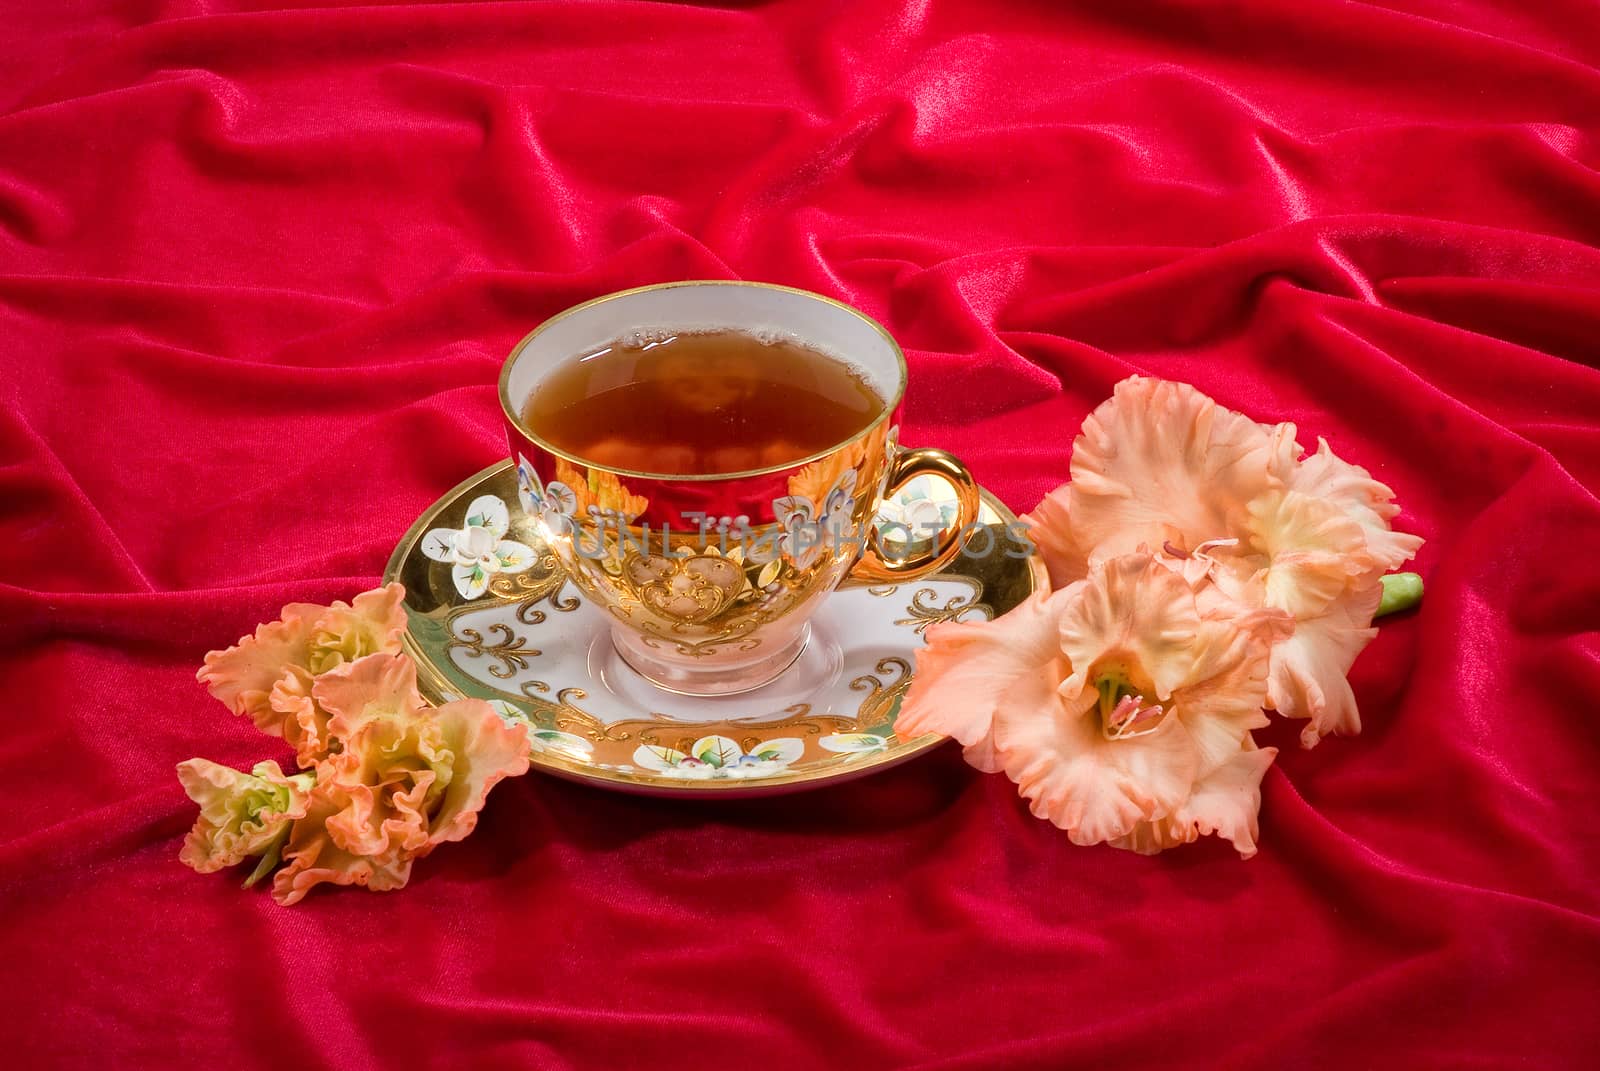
<box><xmin>607</xmin><ymin>625</ymin><xmax>814</xmax><ymax>697</ymax></box>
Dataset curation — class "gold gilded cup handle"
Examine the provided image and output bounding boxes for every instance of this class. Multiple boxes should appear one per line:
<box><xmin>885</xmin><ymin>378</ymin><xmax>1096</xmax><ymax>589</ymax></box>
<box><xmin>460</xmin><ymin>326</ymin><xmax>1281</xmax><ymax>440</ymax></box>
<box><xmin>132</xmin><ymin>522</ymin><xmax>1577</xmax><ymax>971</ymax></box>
<box><xmin>851</xmin><ymin>447</ymin><xmax>983</xmax><ymax>584</ymax></box>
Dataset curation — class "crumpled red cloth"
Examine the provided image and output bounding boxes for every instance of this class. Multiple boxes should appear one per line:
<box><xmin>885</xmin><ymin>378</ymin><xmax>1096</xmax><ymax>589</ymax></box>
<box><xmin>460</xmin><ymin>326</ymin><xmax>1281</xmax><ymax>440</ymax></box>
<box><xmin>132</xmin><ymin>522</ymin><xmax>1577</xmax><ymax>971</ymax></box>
<box><xmin>3</xmin><ymin>1</ymin><xmax>1598</xmax><ymax>1067</ymax></box>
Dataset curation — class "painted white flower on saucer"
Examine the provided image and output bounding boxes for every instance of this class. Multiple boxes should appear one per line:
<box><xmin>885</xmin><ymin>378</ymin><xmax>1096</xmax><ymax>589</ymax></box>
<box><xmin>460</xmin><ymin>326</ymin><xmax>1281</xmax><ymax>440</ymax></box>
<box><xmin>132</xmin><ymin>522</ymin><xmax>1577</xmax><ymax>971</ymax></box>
<box><xmin>422</xmin><ymin>494</ymin><xmax>537</xmax><ymax>599</ymax></box>
<box><xmin>818</xmin><ymin>732</ymin><xmax>889</xmax><ymax>762</ymax></box>
<box><xmin>528</xmin><ymin>728</ymin><xmax>594</xmax><ymax>759</ymax></box>
<box><xmin>632</xmin><ymin>735</ymin><xmax>805</xmax><ymax>780</ymax></box>
<box><xmin>487</xmin><ymin>700</ymin><xmax>594</xmax><ymax>760</ymax></box>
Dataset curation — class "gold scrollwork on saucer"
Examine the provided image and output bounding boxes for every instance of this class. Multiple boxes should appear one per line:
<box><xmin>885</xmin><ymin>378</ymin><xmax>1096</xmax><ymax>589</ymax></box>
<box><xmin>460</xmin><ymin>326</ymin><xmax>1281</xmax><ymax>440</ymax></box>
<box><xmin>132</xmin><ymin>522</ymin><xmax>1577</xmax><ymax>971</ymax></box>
<box><xmin>447</xmin><ymin>623</ymin><xmax>536</xmax><ymax>679</ymax></box>
<box><xmin>487</xmin><ymin>556</ymin><xmax>581</xmax><ymax>624</ymax></box>
<box><xmin>850</xmin><ymin>656</ymin><xmax>913</xmax><ymax>727</ymax></box>
<box><xmin>894</xmin><ymin>584</ymin><xmax>989</xmax><ymax>636</ymax></box>
<box><xmin>519</xmin><ymin>682</ymin><xmax>637</xmax><ymax>743</ymax></box>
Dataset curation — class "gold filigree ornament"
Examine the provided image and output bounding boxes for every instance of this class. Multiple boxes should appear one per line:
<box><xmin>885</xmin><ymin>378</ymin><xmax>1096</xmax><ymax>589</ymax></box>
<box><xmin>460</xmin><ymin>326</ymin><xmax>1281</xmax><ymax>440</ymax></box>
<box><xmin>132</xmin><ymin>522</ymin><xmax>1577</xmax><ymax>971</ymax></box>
<box><xmin>624</xmin><ymin>547</ymin><xmax>746</xmax><ymax>623</ymax></box>
<box><xmin>385</xmin><ymin>461</ymin><xmax>1043</xmax><ymax>795</ymax></box>
<box><xmin>446</xmin><ymin>623</ymin><xmax>535</xmax><ymax>679</ymax></box>
<box><xmin>894</xmin><ymin>586</ymin><xmax>989</xmax><ymax>635</ymax></box>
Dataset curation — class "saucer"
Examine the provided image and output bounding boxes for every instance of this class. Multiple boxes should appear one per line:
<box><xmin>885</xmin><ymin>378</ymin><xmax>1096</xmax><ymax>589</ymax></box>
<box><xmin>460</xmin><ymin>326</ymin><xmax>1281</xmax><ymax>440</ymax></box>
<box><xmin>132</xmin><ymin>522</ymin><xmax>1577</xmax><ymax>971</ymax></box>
<box><xmin>383</xmin><ymin>460</ymin><xmax>1043</xmax><ymax>796</ymax></box>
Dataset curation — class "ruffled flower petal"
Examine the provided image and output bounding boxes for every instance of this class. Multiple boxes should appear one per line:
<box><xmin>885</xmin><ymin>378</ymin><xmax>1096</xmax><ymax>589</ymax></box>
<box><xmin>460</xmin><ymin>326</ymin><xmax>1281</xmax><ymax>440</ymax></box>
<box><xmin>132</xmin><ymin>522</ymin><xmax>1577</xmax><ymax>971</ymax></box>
<box><xmin>1287</xmin><ymin>436</ymin><xmax>1424</xmax><ymax>572</ymax></box>
<box><xmin>195</xmin><ymin>609</ymin><xmax>316</xmax><ymax>735</ymax></box>
<box><xmin>1245</xmin><ymin>490</ymin><xmax>1373</xmax><ymax>619</ymax></box>
<box><xmin>318</xmin><ymin>744</ymin><xmax>437</xmax><ymax>860</ymax></box>
<box><xmin>1056</xmin><ymin>551</ymin><xmax>1202</xmax><ymax>705</ymax></box>
<box><xmin>425</xmin><ymin>699</ymin><xmax>534</xmax><ymax>844</ymax></box>
<box><xmin>1261</xmin><ymin>419</ymin><xmax>1304</xmax><ymax>484</ymax></box>
<box><xmin>1020</xmin><ymin>484</ymin><xmax>1089</xmax><ymax>587</ymax></box>
<box><xmin>1168</xmin><ymin>614</ymin><xmax>1280</xmax><ymax>770</ymax></box>
<box><xmin>979</xmin><ymin>549</ymin><xmax>1280</xmax><ymax>853</ymax></box>
<box><xmin>1110</xmin><ymin>743</ymin><xmax>1277</xmax><ymax>858</ymax></box>
<box><xmin>272</xmin><ymin>790</ymin><xmax>417</xmax><ymax>905</ymax></box>
<box><xmin>1190</xmin><ymin>554</ymin><xmax>1268</xmax><ymax>623</ymax></box>
<box><xmin>271</xmin><ymin>653</ymin><xmax>530</xmax><ymax>905</ymax></box>
<box><xmin>994</xmin><ymin>667</ymin><xmax>1199</xmax><ymax>845</ymax></box>
<box><xmin>897</xmin><ymin>586</ymin><xmax>1068</xmax><ymax>772</ymax></box>
<box><xmin>1267</xmin><ymin>581</ymin><xmax>1383</xmax><ymax>747</ymax></box>
<box><xmin>1150</xmin><ymin>542</ymin><xmax>1222</xmax><ymax>592</ymax></box>
<box><xmin>196</xmin><ymin>583</ymin><xmax>407</xmax><ymax>747</ymax></box>
<box><xmin>313</xmin><ymin>651</ymin><xmax>429</xmax><ymax>738</ymax></box>
<box><xmin>304</xmin><ymin>583</ymin><xmax>407</xmax><ymax>676</ymax></box>
<box><xmin>265</xmin><ymin>666</ymin><xmax>334</xmax><ymax>769</ymax></box>
<box><xmin>177</xmin><ymin>759</ymin><xmax>312</xmax><ymax>875</ymax></box>
<box><xmin>1069</xmin><ymin>377</ymin><xmax>1279</xmax><ymax>564</ymax></box>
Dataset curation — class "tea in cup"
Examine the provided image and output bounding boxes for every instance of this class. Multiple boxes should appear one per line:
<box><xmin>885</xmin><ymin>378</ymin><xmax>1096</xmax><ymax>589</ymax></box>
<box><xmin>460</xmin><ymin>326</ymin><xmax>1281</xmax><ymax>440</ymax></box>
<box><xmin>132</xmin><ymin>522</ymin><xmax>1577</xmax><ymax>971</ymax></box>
<box><xmin>500</xmin><ymin>281</ymin><xmax>980</xmax><ymax>695</ymax></box>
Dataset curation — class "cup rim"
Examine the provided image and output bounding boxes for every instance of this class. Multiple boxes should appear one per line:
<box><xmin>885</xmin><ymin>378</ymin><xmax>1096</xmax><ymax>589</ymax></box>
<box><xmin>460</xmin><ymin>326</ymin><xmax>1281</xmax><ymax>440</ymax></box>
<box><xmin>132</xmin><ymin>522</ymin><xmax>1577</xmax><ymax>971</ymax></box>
<box><xmin>497</xmin><ymin>280</ymin><xmax>907</xmax><ymax>483</ymax></box>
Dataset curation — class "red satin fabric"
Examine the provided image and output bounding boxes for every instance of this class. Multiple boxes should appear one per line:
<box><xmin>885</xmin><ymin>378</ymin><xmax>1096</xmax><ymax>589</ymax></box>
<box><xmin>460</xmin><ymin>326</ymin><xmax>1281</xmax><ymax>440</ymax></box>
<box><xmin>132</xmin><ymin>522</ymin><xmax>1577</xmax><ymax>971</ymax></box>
<box><xmin>3</xmin><ymin>2</ymin><xmax>1598</xmax><ymax>1067</ymax></box>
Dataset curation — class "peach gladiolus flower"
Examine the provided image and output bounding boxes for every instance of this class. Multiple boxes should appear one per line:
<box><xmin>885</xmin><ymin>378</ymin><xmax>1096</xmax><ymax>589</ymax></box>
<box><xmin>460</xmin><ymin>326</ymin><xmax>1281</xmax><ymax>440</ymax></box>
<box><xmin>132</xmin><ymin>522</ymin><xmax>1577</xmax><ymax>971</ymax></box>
<box><xmin>196</xmin><ymin>583</ymin><xmax>407</xmax><ymax>766</ymax></box>
<box><xmin>1023</xmin><ymin>376</ymin><xmax>1421</xmax><ymax>747</ymax></box>
<box><xmin>271</xmin><ymin>653</ymin><xmax>530</xmax><ymax>906</ymax></box>
<box><xmin>1260</xmin><ymin>435</ymin><xmax>1424</xmax><ymax>742</ymax></box>
<box><xmin>898</xmin><ymin>551</ymin><xmax>1287</xmax><ymax>855</ymax></box>
<box><xmin>177</xmin><ymin>759</ymin><xmax>313</xmax><ymax>884</ymax></box>
<box><xmin>1061</xmin><ymin>377</ymin><xmax>1280</xmax><ymax>570</ymax></box>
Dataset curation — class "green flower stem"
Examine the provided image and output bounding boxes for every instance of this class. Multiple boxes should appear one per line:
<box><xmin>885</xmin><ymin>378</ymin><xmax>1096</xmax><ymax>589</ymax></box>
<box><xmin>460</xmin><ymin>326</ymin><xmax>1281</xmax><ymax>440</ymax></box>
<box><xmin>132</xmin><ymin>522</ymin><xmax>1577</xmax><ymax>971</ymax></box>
<box><xmin>1376</xmin><ymin>572</ymin><xmax>1423</xmax><ymax>618</ymax></box>
<box><xmin>242</xmin><ymin>823</ymin><xmax>292</xmax><ymax>889</ymax></box>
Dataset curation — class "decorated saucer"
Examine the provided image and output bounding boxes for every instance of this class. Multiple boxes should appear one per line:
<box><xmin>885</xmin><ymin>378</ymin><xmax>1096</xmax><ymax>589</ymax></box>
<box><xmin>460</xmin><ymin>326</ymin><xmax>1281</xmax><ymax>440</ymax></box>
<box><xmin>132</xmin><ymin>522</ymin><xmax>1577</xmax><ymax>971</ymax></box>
<box><xmin>384</xmin><ymin>460</ymin><xmax>1043</xmax><ymax>796</ymax></box>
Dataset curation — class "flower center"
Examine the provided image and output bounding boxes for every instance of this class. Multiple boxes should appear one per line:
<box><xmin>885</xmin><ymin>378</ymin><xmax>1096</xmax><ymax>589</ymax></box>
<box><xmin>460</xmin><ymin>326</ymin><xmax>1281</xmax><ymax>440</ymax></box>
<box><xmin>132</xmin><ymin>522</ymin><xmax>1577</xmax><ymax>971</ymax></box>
<box><xmin>1093</xmin><ymin>666</ymin><xmax>1168</xmax><ymax>740</ymax></box>
<box><xmin>1163</xmin><ymin>536</ymin><xmax>1239</xmax><ymax>567</ymax></box>
<box><xmin>308</xmin><ymin>627</ymin><xmax>365</xmax><ymax>675</ymax></box>
<box><xmin>458</xmin><ymin>524</ymin><xmax>496</xmax><ymax>558</ymax></box>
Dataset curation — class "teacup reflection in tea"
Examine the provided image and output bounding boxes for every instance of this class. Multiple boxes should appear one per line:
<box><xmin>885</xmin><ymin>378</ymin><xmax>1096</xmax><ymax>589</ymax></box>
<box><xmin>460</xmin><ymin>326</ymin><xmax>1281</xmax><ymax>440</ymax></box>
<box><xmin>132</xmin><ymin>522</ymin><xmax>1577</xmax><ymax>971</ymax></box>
<box><xmin>500</xmin><ymin>281</ymin><xmax>982</xmax><ymax>696</ymax></box>
<box><xmin>521</xmin><ymin>327</ymin><xmax>883</xmax><ymax>478</ymax></box>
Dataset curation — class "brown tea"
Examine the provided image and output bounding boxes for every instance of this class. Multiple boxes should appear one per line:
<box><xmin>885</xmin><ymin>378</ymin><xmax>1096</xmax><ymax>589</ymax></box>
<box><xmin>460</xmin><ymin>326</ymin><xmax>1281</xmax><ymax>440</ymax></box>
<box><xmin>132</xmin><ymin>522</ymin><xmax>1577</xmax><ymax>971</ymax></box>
<box><xmin>522</xmin><ymin>328</ymin><xmax>883</xmax><ymax>475</ymax></box>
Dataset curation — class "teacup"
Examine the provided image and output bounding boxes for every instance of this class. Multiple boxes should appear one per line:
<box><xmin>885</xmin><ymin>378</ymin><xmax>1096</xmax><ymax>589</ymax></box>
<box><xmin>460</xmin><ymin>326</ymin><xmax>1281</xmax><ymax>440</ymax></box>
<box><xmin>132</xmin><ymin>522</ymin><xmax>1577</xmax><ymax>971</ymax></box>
<box><xmin>499</xmin><ymin>281</ymin><xmax>980</xmax><ymax>695</ymax></box>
